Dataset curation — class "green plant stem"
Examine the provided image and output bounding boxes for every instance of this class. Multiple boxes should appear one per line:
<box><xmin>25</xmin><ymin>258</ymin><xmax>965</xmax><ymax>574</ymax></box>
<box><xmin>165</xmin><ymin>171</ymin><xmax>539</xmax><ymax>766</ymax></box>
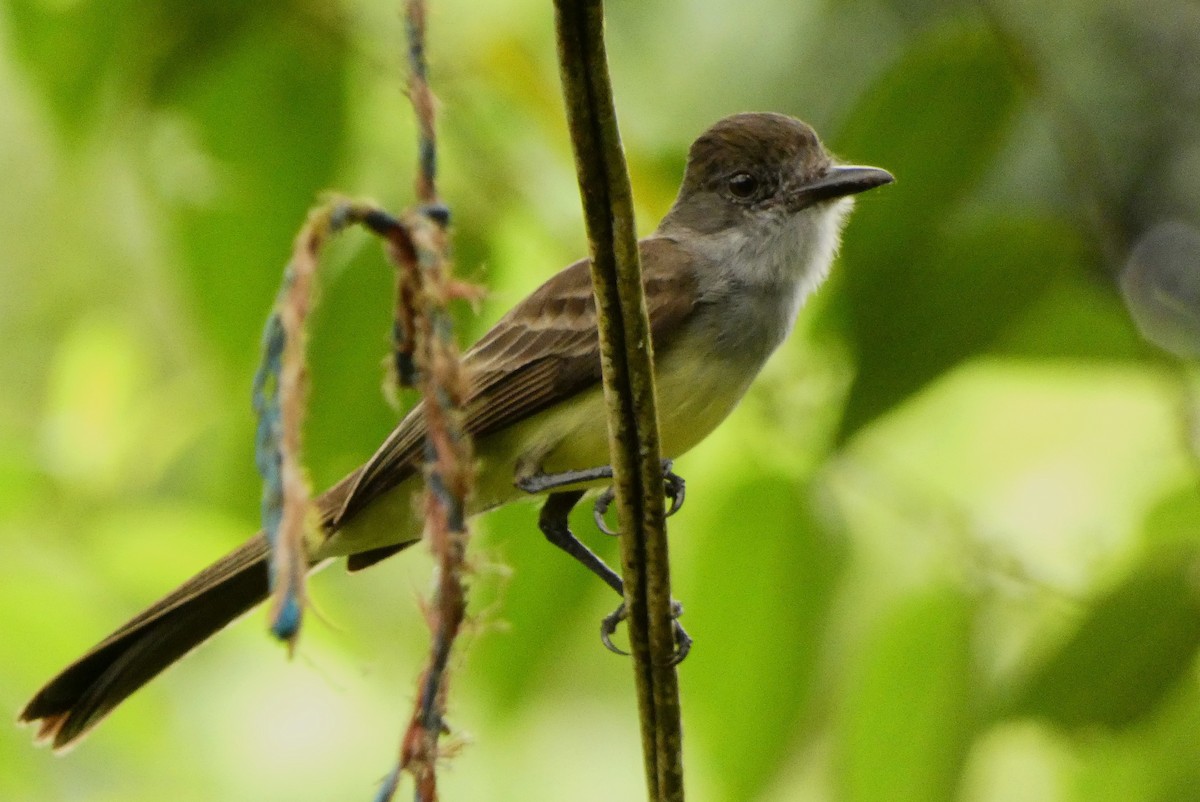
<box><xmin>552</xmin><ymin>1</ymin><xmax>685</xmax><ymax>800</ymax></box>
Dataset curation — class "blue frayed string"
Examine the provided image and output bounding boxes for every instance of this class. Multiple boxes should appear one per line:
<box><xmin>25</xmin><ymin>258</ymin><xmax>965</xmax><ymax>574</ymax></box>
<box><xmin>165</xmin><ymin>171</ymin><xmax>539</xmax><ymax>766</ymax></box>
<box><xmin>392</xmin><ymin>318</ymin><xmax>418</xmax><ymax>388</ymax></box>
<box><xmin>420</xmin><ymin>203</ymin><xmax>450</xmax><ymax>228</ymax></box>
<box><xmin>418</xmin><ymin>139</ymin><xmax>436</xmax><ymax>192</ymax></box>
<box><xmin>372</xmin><ymin>766</ymin><xmax>401</xmax><ymax>802</ymax></box>
<box><xmin>253</xmin><ymin>309</ymin><xmax>285</xmax><ymax>549</ymax></box>
<box><xmin>270</xmin><ymin>594</ymin><xmax>303</xmax><ymax>641</ymax></box>
<box><xmin>252</xmin><ymin>293</ymin><xmax>302</xmax><ymax>641</ymax></box>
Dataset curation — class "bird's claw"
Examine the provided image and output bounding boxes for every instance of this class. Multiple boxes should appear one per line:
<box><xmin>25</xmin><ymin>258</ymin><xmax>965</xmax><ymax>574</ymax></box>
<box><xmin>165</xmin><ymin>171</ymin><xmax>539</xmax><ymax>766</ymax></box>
<box><xmin>593</xmin><ymin>487</ymin><xmax>619</xmax><ymax>535</ymax></box>
<box><xmin>592</xmin><ymin>461</ymin><xmax>687</xmax><ymax>536</ymax></box>
<box><xmin>600</xmin><ymin>600</ymin><xmax>692</xmax><ymax>665</ymax></box>
<box><xmin>664</xmin><ymin>470</ymin><xmax>686</xmax><ymax>517</ymax></box>
<box><xmin>600</xmin><ymin>603</ymin><xmax>630</xmax><ymax>656</ymax></box>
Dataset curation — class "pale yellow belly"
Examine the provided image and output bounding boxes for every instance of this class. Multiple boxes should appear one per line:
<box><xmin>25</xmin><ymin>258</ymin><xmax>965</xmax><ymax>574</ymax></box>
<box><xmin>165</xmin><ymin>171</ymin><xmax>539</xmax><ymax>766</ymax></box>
<box><xmin>319</xmin><ymin>339</ymin><xmax>754</xmax><ymax>559</ymax></box>
<box><xmin>472</xmin><ymin>339</ymin><xmax>751</xmax><ymax>506</ymax></box>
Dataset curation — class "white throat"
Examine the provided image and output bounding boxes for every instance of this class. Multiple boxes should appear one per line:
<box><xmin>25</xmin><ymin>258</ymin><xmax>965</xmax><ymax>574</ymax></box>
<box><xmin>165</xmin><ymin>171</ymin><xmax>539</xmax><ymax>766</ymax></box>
<box><xmin>695</xmin><ymin>197</ymin><xmax>854</xmax><ymax>334</ymax></box>
<box><xmin>749</xmin><ymin>198</ymin><xmax>852</xmax><ymax>296</ymax></box>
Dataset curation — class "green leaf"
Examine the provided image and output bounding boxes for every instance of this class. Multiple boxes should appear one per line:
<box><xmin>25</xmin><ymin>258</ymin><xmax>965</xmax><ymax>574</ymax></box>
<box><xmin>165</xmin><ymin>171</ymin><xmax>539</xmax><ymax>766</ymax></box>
<box><xmin>833</xmin><ymin>21</ymin><xmax>1021</xmax><ymax>269</ymax></box>
<box><xmin>838</xmin><ymin>587</ymin><xmax>976</xmax><ymax>802</ymax></box>
<box><xmin>824</xmin><ymin>21</ymin><xmax>1023</xmax><ymax>442</ymax></box>
<box><xmin>1008</xmin><ymin>552</ymin><xmax>1200</xmax><ymax>730</ymax></box>
<box><xmin>169</xmin><ymin>20</ymin><xmax>349</xmax><ymax>371</ymax></box>
<box><xmin>993</xmin><ymin>263</ymin><xmax>1149</xmax><ymax>361</ymax></box>
<box><xmin>4</xmin><ymin>0</ymin><xmax>272</xmax><ymax>144</ymax></box>
<box><xmin>1071</xmin><ymin>681</ymin><xmax>1200</xmax><ymax>802</ymax></box>
<box><xmin>1143</xmin><ymin>488</ymin><xmax>1200</xmax><ymax>553</ymax></box>
<box><xmin>838</xmin><ymin>216</ymin><xmax>1085</xmax><ymax>439</ymax></box>
<box><xmin>135</xmin><ymin>17</ymin><xmax>351</xmax><ymax>510</ymax></box>
<box><xmin>684</xmin><ymin>474</ymin><xmax>848</xmax><ymax>801</ymax></box>
<box><xmin>141</xmin><ymin>2</ymin><xmax>282</xmax><ymax>106</ymax></box>
<box><xmin>5</xmin><ymin>0</ymin><xmax>140</xmax><ymax>142</ymax></box>
<box><xmin>304</xmin><ymin>242</ymin><xmax>401</xmax><ymax>489</ymax></box>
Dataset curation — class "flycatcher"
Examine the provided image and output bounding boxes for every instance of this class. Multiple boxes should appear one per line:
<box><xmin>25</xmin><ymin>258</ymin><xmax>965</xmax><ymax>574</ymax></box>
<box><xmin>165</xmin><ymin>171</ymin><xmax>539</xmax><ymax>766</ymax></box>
<box><xmin>21</xmin><ymin>112</ymin><xmax>892</xmax><ymax>749</ymax></box>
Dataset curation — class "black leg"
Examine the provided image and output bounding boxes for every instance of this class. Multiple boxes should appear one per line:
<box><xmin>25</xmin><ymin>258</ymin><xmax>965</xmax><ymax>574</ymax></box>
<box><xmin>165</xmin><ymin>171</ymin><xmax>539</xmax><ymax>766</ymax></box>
<box><xmin>517</xmin><ymin>466</ymin><xmax>615</xmax><ymax>495</ymax></box>
<box><xmin>534</xmin><ymin>487</ymin><xmax>693</xmax><ymax>664</ymax></box>
<box><xmin>515</xmin><ymin>459</ymin><xmax>684</xmax><ymax>505</ymax></box>
<box><xmin>537</xmin><ymin>490</ymin><xmax>623</xmax><ymax>596</ymax></box>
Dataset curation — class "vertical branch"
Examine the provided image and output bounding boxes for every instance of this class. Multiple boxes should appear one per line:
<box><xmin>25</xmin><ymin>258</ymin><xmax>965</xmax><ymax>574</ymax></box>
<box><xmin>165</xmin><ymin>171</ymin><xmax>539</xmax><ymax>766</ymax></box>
<box><xmin>553</xmin><ymin>2</ymin><xmax>685</xmax><ymax>801</ymax></box>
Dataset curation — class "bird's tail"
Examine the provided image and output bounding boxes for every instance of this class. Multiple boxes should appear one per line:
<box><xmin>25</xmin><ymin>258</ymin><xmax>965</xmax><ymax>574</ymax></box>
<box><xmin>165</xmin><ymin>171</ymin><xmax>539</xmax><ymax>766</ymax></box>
<box><xmin>19</xmin><ymin>535</ymin><xmax>271</xmax><ymax>750</ymax></box>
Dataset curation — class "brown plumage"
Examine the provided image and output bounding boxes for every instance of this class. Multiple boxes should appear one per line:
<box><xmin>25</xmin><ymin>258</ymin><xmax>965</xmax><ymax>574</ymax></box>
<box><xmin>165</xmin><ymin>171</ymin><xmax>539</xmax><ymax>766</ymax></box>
<box><xmin>20</xmin><ymin>237</ymin><xmax>701</xmax><ymax>750</ymax></box>
<box><xmin>21</xmin><ymin>111</ymin><xmax>891</xmax><ymax>751</ymax></box>
<box><xmin>340</xmin><ymin>238</ymin><xmax>698</xmax><ymax>523</ymax></box>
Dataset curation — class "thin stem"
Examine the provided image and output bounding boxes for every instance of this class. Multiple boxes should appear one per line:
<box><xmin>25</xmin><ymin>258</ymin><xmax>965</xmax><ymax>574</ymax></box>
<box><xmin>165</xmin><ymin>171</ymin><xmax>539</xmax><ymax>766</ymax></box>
<box><xmin>552</xmin><ymin>1</ymin><xmax>685</xmax><ymax>800</ymax></box>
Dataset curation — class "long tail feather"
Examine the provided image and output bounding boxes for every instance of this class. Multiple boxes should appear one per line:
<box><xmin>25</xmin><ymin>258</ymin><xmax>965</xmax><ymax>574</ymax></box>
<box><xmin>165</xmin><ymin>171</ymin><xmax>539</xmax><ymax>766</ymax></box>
<box><xmin>19</xmin><ymin>535</ymin><xmax>270</xmax><ymax>750</ymax></box>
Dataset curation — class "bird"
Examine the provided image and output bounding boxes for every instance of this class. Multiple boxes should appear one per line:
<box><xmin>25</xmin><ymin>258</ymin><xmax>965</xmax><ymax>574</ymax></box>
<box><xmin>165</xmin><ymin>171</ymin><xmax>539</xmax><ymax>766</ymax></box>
<box><xmin>20</xmin><ymin>111</ymin><xmax>892</xmax><ymax>750</ymax></box>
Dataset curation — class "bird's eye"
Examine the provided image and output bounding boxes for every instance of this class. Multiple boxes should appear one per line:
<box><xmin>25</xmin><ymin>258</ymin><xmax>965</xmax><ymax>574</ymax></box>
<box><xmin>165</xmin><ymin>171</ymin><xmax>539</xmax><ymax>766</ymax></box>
<box><xmin>727</xmin><ymin>172</ymin><xmax>759</xmax><ymax>199</ymax></box>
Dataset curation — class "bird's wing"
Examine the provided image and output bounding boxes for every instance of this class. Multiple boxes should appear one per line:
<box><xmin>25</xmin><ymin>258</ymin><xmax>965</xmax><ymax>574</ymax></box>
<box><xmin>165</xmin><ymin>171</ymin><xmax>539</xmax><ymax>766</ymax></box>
<box><xmin>328</xmin><ymin>236</ymin><xmax>700</xmax><ymax>527</ymax></box>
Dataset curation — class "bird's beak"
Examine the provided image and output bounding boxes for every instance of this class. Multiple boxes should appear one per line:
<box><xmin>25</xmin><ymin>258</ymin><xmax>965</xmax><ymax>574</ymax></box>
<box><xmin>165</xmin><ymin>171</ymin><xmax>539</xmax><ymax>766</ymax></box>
<box><xmin>789</xmin><ymin>164</ymin><xmax>894</xmax><ymax>209</ymax></box>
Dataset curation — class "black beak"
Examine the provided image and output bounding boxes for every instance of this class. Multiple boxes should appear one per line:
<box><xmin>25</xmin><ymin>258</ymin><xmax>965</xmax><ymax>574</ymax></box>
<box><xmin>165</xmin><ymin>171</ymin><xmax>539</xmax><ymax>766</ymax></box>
<box><xmin>790</xmin><ymin>164</ymin><xmax>894</xmax><ymax>209</ymax></box>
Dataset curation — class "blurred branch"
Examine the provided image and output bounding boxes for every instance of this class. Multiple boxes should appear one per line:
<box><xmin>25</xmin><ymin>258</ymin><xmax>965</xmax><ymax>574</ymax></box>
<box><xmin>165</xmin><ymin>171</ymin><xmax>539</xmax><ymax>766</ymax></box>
<box><xmin>255</xmin><ymin>201</ymin><xmax>436</xmax><ymax>650</ymax></box>
<box><xmin>252</xmin><ymin>192</ymin><xmax>473</xmax><ymax>659</ymax></box>
<box><xmin>376</xmin><ymin>4</ymin><xmax>478</xmax><ymax>802</ymax></box>
<box><xmin>254</xmin><ymin>3</ymin><xmax>477</xmax><ymax>799</ymax></box>
<box><xmin>553</xmin><ymin>2</ymin><xmax>685</xmax><ymax>800</ymax></box>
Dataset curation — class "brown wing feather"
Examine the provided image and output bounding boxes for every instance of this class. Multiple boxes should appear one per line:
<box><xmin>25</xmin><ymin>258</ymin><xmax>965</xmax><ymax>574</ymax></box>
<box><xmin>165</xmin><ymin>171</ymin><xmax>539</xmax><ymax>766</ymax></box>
<box><xmin>17</xmin><ymin>240</ymin><xmax>699</xmax><ymax>749</ymax></box>
<box><xmin>333</xmin><ymin>237</ymin><xmax>699</xmax><ymax>526</ymax></box>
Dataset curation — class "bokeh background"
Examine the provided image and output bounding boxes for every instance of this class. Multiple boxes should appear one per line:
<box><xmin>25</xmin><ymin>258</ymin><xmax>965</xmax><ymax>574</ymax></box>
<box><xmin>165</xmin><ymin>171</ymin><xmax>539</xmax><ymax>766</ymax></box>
<box><xmin>3</xmin><ymin>0</ymin><xmax>1200</xmax><ymax>800</ymax></box>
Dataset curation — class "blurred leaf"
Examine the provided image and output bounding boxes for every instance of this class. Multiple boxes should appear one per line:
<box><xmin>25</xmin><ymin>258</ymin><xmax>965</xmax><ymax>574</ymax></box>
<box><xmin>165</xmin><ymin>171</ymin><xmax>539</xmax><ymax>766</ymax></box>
<box><xmin>3</xmin><ymin>0</ymin><xmax>276</xmax><ymax>144</ymax></box>
<box><xmin>169</xmin><ymin>18</ymin><xmax>349</xmax><ymax>371</ymax></box>
<box><xmin>838</xmin><ymin>587</ymin><xmax>975</xmax><ymax>802</ymax></box>
<box><xmin>825</xmin><ymin>21</ymin><xmax>1022</xmax><ymax>442</ymax></box>
<box><xmin>833</xmin><ymin>20</ymin><xmax>1020</xmax><ymax>280</ymax></box>
<box><xmin>839</xmin><ymin>216</ymin><xmax>1085</xmax><ymax>439</ymax></box>
<box><xmin>684</xmin><ymin>474</ymin><xmax>847</xmax><ymax>802</ymax></box>
<box><xmin>995</xmin><ymin>262</ymin><xmax>1148</xmax><ymax>360</ymax></box>
<box><xmin>1008</xmin><ymin>551</ymin><xmax>1200</xmax><ymax>730</ymax></box>
<box><xmin>1071</xmin><ymin>680</ymin><xmax>1200</xmax><ymax>802</ymax></box>
<box><xmin>1143</xmin><ymin>487</ymin><xmax>1200</xmax><ymax>553</ymax></box>
<box><xmin>5</xmin><ymin>0</ymin><xmax>141</xmax><ymax>142</ymax></box>
<box><xmin>467</xmin><ymin>501</ymin><xmax>619</xmax><ymax>711</ymax></box>
<box><xmin>142</xmin><ymin>2</ymin><xmax>284</xmax><ymax>105</ymax></box>
<box><xmin>304</xmin><ymin>242</ymin><xmax>400</xmax><ymax>488</ymax></box>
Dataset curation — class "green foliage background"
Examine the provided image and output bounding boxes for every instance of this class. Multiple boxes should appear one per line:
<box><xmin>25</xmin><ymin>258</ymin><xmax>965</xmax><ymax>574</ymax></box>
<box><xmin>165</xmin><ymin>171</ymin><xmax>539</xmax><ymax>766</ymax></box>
<box><xmin>2</xmin><ymin>0</ymin><xmax>1200</xmax><ymax>800</ymax></box>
